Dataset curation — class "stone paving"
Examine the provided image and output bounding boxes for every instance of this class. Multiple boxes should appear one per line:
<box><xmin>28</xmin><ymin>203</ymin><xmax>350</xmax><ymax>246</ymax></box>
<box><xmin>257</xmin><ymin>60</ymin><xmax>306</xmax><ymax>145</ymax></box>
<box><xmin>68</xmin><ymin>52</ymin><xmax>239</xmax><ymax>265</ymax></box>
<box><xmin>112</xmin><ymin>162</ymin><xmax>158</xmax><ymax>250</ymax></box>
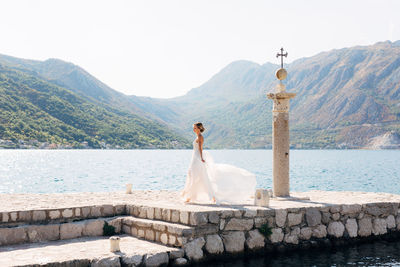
<box><xmin>0</xmin><ymin>235</ymin><xmax>183</xmax><ymax>267</ymax></box>
<box><xmin>2</xmin><ymin>190</ymin><xmax>400</xmax><ymax>213</ymax></box>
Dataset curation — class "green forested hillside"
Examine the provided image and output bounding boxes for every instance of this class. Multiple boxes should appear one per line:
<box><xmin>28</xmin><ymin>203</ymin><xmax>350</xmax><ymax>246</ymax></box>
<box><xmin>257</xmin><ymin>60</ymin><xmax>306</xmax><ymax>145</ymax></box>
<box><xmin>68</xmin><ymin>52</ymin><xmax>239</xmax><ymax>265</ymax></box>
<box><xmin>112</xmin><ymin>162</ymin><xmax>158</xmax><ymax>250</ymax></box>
<box><xmin>0</xmin><ymin>64</ymin><xmax>189</xmax><ymax>148</ymax></box>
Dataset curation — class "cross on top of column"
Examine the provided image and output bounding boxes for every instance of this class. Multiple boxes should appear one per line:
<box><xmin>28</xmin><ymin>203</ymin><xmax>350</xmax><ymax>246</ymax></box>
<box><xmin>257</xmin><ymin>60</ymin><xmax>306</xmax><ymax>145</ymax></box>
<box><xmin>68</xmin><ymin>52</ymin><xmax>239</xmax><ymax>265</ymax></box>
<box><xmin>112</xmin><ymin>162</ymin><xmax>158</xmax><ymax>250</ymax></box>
<box><xmin>276</xmin><ymin>47</ymin><xmax>288</xmax><ymax>69</ymax></box>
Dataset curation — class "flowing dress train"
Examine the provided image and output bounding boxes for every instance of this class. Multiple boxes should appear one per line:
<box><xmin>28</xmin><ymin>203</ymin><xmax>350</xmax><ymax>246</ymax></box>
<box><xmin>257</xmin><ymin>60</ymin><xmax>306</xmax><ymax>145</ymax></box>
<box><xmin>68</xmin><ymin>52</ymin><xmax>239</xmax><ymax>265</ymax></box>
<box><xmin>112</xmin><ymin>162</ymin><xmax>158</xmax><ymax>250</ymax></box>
<box><xmin>181</xmin><ymin>139</ymin><xmax>257</xmax><ymax>204</ymax></box>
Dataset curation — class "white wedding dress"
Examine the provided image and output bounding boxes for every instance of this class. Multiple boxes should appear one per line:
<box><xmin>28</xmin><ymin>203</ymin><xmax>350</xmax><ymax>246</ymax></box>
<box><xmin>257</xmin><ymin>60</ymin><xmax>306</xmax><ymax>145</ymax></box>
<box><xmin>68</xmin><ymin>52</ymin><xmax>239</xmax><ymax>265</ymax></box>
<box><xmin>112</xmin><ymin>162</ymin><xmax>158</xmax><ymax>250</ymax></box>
<box><xmin>181</xmin><ymin>139</ymin><xmax>257</xmax><ymax>204</ymax></box>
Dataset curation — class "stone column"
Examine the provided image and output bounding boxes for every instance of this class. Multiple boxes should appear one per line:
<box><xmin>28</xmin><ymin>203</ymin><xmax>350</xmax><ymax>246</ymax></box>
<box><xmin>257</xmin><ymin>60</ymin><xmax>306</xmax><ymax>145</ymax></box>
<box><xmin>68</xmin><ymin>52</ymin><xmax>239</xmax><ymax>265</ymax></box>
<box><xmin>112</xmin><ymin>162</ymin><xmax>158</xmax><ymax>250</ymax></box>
<box><xmin>267</xmin><ymin>91</ymin><xmax>296</xmax><ymax>197</ymax></box>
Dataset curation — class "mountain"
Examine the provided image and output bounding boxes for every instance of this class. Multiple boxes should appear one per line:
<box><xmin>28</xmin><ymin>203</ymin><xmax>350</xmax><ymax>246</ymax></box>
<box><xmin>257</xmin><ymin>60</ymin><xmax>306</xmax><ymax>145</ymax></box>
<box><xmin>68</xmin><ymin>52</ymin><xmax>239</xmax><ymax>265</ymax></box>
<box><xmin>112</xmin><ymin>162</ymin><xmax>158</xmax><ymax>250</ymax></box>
<box><xmin>0</xmin><ymin>56</ymin><xmax>190</xmax><ymax>149</ymax></box>
<box><xmin>129</xmin><ymin>41</ymin><xmax>400</xmax><ymax>149</ymax></box>
<box><xmin>1</xmin><ymin>40</ymin><xmax>399</xmax><ymax>149</ymax></box>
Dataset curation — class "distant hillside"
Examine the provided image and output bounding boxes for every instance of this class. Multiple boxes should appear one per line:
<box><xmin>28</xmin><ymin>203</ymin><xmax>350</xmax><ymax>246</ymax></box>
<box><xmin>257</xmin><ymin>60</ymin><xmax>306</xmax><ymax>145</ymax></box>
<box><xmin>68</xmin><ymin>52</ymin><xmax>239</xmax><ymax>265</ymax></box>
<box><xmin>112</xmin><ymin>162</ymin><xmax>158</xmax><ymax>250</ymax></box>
<box><xmin>129</xmin><ymin>41</ymin><xmax>400</xmax><ymax>148</ymax></box>
<box><xmin>0</xmin><ymin>59</ymin><xmax>189</xmax><ymax>149</ymax></box>
<box><xmin>1</xmin><ymin>40</ymin><xmax>399</xmax><ymax>149</ymax></box>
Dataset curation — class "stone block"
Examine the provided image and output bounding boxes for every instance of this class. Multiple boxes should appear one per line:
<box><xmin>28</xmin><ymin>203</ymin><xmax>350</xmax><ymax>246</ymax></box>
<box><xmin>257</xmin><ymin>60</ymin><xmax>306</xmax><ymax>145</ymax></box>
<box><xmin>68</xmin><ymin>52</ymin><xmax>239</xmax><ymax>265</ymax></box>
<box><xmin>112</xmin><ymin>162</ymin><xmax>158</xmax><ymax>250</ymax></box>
<box><xmin>372</xmin><ymin>218</ymin><xmax>387</xmax><ymax>235</ymax></box>
<box><xmin>153</xmin><ymin>223</ymin><xmax>166</xmax><ymax>232</ymax></box>
<box><xmin>358</xmin><ymin>217</ymin><xmax>372</xmax><ymax>237</ymax></box>
<box><xmin>205</xmin><ymin>234</ymin><xmax>224</xmax><ymax>254</ymax></box>
<box><xmin>332</xmin><ymin>213</ymin><xmax>340</xmax><ymax>221</ymax></box>
<box><xmin>169</xmin><ymin>234</ymin><xmax>176</xmax><ymax>245</ymax></box>
<box><xmin>0</xmin><ymin>227</ymin><xmax>27</xmax><ymax>245</ymax></box>
<box><xmin>275</xmin><ymin>209</ymin><xmax>287</xmax><ymax>227</ymax></box>
<box><xmin>179</xmin><ymin>211</ymin><xmax>189</xmax><ymax>224</ymax></box>
<box><xmin>146</xmin><ymin>229</ymin><xmax>155</xmax><ymax>241</ymax></box>
<box><xmin>138</xmin><ymin>229</ymin><xmax>145</xmax><ymax>238</ymax></box>
<box><xmin>27</xmin><ymin>224</ymin><xmax>59</xmax><ymax>242</ymax></box>
<box><xmin>10</xmin><ymin>212</ymin><xmax>17</xmax><ymax>221</ymax></box>
<box><xmin>19</xmin><ymin>211</ymin><xmax>31</xmax><ymax>221</ymax></box>
<box><xmin>364</xmin><ymin>204</ymin><xmax>393</xmax><ymax>217</ymax></box>
<box><xmin>169</xmin><ymin>249</ymin><xmax>184</xmax><ymax>259</ymax></box>
<box><xmin>328</xmin><ymin>221</ymin><xmax>345</xmax><ymax>238</ymax></box>
<box><xmin>62</xmin><ymin>209</ymin><xmax>73</xmax><ymax>218</ymax></box>
<box><xmin>83</xmin><ymin>219</ymin><xmax>104</xmax><ymax>236</ymax></box>
<box><xmin>184</xmin><ymin>237</ymin><xmax>205</xmax><ymax>261</ymax></box>
<box><xmin>132</xmin><ymin>227</ymin><xmax>138</xmax><ymax>236</ymax></box>
<box><xmin>154</xmin><ymin>207</ymin><xmax>162</xmax><ymax>220</ymax></box>
<box><xmin>220</xmin><ymin>210</ymin><xmax>234</xmax><ymax>218</ymax></box>
<box><xmin>208</xmin><ymin>211</ymin><xmax>220</xmax><ymax>224</ymax></box>
<box><xmin>299</xmin><ymin>227</ymin><xmax>312</xmax><ymax>240</ymax></box>
<box><xmin>102</xmin><ymin>205</ymin><xmax>114</xmax><ymax>216</ymax></box>
<box><xmin>49</xmin><ymin>210</ymin><xmax>61</xmax><ymax>220</ymax></box>
<box><xmin>233</xmin><ymin>210</ymin><xmax>243</xmax><ymax>218</ymax></box>
<box><xmin>174</xmin><ymin>258</ymin><xmax>188</xmax><ymax>266</ymax></box>
<box><xmin>81</xmin><ymin>207</ymin><xmax>90</xmax><ymax>218</ymax></box>
<box><xmin>138</xmin><ymin>206</ymin><xmax>147</xmax><ymax>218</ymax></box>
<box><xmin>224</xmin><ymin>218</ymin><xmax>253</xmax><ymax>231</ymax></box>
<box><xmin>162</xmin><ymin>209</ymin><xmax>171</xmax><ymax>221</ymax></box>
<box><xmin>114</xmin><ymin>205</ymin><xmax>125</xmax><ymax>215</ymax></box>
<box><xmin>321</xmin><ymin>212</ymin><xmax>331</xmax><ymax>224</ymax></box>
<box><xmin>133</xmin><ymin>206</ymin><xmax>140</xmax><ymax>217</ymax></box>
<box><xmin>386</xmin><ymin>215</ymin><xmax>396</xmax><ymax>229</ymax></box>
<box><xmin>108</xmin><ymin>218</ymin><xmax>122</xmax><ymax>233</ymax></box>
<box><xmin>122</xmin><ymin>225</ymin><xmax>131</xmax><ymax>235</ymax></box>
<box><xmin>345</xmin><ymin>218</ymin><xmax>358</xmax><ymax>237</ymax></box>
<box><xmin>330</xmin><ymin>206</ymin><xmax>341</xmax><ymax>213</ymax></box>
<box><xmin>341</xmin><ymin>204</ymin><xmax>362</xmax><ymax>215</ymax></box>
<box><xmin>74</xmin><ymin>208</ymin><xmax>81</xmax><ymax>217</ymax></box>
<box><xmin>144</xmin><ymin>252</ymin><xmax>169</xmax><ymax>267</ymax></box>
<box><xmin>269</xmin><ymin>228</ymin><xmax>284</xmax><ymax>243</ymax></box>
<box><xmin>146</xmin><ymin>207</ymin><xmax>155</xmax><ymax>220</ymax></box>
<box><xmin>1</xmin><ymin>212</ymin><xmax>9</xmax><ymax>222</ymax></box>
<box><xmin>306</xmin><ymin>208</ymin><xmax>321</xmax><ymax>227</ymax></box>
<box><xmin>312</xmin><ymin>225</ymin><xmax>327</xmax><ymax>238</ymax></box>
<box><xmin>246</xmin><ymin>229</ymin><xmax>265</xmax><ymax>250</ymax></box>
<box><xmin>257</xmin><ymin>209</ymin><xmax>275</xmax><ymax>217</ymax></box>
<box><xmin>160</xmin><ymin>233</ymin><xmax>168</xmax><ymax>245</ymax></box>
<box><xmin>222</xmin><ymin>231</ymin><xmax>245</xmax><ymax>253</ymax></box>
<box><xmin>121</xmin><ymin>254</ymin><xmax>143</xmax><ymax>266</ymax></box>
<box><xmin>32</xmin><ymin>210</ymin><xmax>46</xmax><ymax>221</ymax></box>
<box><xmin>254</xmin><ymin>217</ymin><xmax>268</xmax><ymax>228</ymax></box>
<box><xmin>244</xmin><ymin>209</ymin><xmax>257</xmax><ymax>218</ymax></box>
<box><xmin>91</xmin><ymin>206</ymin><xmax>102</xmax><ymax>217</ymax></box>
<box><xmin>287</xmin><ymin>213</ymin><xmax>302</xmax><ymax>227</ymax></box>
<box><xmin>91</xmin><ymin>256</ymin><xmax>121</xmax><ymax>267</ymax></box>
<box><xmin>171</xmin><ymin>210</ymin><xmax>180</xmax><ymax>223</ymax></box>
<box><xmin>60</xmin><ymin>222</ymin><xmax>83</xmax><ymax>239</ymax></box>
<box><xmin>190</xmin><ymin>212</ymin><xmax>208</xmax><ymax>226</ymax></box>
<box><xmin>284</xmin><ymin>227</ymin><xmax>300</xmax><ymax>244</ymax></box>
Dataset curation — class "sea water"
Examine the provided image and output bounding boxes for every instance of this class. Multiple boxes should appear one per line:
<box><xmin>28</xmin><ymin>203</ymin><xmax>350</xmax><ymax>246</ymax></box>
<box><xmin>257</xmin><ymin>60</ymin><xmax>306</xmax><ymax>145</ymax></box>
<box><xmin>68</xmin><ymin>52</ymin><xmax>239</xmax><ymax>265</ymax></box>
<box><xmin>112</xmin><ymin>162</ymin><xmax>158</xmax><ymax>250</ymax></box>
<box><xmin>0</xmin><ymin>149</ymin><xmax>399</xmax><ymax>194</ymax></box>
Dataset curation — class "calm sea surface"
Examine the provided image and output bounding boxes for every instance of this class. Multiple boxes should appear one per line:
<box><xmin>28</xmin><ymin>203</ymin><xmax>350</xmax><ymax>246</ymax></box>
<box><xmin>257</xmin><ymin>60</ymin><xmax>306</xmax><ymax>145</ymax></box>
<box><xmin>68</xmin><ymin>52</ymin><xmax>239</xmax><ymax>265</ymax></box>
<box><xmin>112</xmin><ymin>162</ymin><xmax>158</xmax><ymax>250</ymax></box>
<box><xmin>0</xmin><ymin>149</ymin><xmax>399</xmax><ymax>194</ymax></box>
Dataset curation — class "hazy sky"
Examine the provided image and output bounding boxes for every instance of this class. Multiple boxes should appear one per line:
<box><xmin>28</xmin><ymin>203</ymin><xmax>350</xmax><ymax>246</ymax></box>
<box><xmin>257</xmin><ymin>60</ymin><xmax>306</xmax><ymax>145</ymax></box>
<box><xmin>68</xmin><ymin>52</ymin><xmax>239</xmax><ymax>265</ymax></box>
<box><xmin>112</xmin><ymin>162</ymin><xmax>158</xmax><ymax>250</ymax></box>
<box><xmin>1</xmin><ymin>0</ymin><xmax>399</xmax><ymax>98</ymax></box>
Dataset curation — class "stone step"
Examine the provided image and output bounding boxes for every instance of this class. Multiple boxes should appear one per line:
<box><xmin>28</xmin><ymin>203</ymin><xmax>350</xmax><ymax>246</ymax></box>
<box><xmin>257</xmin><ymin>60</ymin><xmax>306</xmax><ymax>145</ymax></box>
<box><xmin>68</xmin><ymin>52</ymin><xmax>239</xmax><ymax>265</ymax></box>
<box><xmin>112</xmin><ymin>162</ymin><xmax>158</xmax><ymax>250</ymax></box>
<box><xmin>0</xmin><ymin>217</ymin><xmax>122</xmax><ymax>247</ymax></box>
<box><xmin>0</xmin><ymin>235</ymin><xmax>185</xmax><ymax>267</ymax></box>
<box><xmin>121</xmin><ymin>216</ymin><xmax>218</xmax><ymax>247</ymax></box>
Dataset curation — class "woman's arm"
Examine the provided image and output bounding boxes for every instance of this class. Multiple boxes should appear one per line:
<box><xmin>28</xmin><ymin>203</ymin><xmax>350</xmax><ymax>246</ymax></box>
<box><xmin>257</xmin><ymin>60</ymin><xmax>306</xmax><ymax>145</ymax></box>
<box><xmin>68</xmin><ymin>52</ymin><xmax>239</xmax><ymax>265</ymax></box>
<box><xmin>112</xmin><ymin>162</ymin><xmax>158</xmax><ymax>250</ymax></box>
<box><xmin>198</xmin><ymin>136</ymin><xmax>205</xmax><ymax>162</ymax></box>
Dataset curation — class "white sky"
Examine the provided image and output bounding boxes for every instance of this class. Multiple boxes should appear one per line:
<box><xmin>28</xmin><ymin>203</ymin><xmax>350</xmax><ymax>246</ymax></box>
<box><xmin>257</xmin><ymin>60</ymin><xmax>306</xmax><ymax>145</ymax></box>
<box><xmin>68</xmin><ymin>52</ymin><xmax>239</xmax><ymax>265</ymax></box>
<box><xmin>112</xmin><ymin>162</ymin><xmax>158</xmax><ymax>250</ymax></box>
<box><xmin>0</xmin><ymin>0</ymin><xmax>399</xmax><ymax>98</ymax></box>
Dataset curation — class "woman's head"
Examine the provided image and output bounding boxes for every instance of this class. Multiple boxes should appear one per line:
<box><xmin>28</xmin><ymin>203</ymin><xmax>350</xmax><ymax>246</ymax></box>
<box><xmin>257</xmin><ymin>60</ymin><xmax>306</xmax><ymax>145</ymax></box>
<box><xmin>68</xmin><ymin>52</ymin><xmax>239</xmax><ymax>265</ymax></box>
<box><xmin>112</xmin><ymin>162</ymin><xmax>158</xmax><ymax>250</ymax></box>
<box><xmin>193</xmin><ymin>122</ymin><xmax>205</xmax><ymax>133</ymax></box>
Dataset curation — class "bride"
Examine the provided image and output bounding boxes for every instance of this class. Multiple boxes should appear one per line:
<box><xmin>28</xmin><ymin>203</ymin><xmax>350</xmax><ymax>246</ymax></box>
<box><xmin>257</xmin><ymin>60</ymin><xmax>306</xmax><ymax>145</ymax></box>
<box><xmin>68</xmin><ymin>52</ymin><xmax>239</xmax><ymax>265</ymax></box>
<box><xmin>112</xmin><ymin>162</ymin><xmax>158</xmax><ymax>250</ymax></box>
<box><xmin>181</xmin><ymin>122</ymin><xmax>257</xmax><ymax>204</ymax></box>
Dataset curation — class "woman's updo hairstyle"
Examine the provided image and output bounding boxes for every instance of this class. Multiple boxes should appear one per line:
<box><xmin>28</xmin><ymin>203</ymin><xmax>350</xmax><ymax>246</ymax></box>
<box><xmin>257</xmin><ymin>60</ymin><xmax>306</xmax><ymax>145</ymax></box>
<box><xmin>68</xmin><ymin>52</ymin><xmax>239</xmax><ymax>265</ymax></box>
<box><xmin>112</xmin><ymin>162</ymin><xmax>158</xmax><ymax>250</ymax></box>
<box><xmin>194</xmin><ymin>122</ymin><xmax>205</xmax><ymax>133</ymax></box>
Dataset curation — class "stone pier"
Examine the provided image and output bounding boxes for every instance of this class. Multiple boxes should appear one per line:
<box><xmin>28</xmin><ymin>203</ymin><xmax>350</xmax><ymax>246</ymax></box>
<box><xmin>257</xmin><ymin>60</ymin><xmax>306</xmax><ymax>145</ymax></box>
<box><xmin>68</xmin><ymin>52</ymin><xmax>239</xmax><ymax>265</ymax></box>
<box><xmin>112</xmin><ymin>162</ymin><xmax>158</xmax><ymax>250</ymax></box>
<box><xmin>1</xmin><ymin>190</ymin><xmax>400</xmax><ymax>266</ymax></box>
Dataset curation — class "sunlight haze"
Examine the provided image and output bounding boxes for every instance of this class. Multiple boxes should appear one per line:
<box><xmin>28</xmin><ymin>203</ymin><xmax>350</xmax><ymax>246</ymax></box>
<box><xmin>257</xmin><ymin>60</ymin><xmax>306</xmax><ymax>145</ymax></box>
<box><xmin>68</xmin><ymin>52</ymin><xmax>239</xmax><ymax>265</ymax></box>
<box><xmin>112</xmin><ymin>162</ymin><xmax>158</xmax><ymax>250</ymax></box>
<box><xmin>0</xmin><ymin>0</ymin><xmax>399</xmax><ymax>98</ymax></box>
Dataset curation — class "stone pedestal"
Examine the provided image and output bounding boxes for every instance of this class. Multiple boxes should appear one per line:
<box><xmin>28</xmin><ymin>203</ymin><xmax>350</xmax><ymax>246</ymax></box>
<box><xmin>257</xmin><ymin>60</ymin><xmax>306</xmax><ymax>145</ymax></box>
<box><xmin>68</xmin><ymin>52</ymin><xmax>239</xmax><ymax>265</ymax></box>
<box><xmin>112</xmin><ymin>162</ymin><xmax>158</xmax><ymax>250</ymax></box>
<box><xmin>267</xmin><ymin>92</ymin><xmax>296</xmax><ymax>197</ymax></box>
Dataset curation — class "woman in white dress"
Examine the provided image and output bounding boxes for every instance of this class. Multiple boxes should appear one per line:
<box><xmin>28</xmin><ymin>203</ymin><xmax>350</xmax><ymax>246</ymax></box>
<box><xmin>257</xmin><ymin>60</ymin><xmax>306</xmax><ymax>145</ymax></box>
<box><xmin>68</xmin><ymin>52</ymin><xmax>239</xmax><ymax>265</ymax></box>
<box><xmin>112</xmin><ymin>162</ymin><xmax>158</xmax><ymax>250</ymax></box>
<box><xmin>181</xmin><ymin>122</ymin><xmax>257</xmax><ymax>204</ymax></box>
